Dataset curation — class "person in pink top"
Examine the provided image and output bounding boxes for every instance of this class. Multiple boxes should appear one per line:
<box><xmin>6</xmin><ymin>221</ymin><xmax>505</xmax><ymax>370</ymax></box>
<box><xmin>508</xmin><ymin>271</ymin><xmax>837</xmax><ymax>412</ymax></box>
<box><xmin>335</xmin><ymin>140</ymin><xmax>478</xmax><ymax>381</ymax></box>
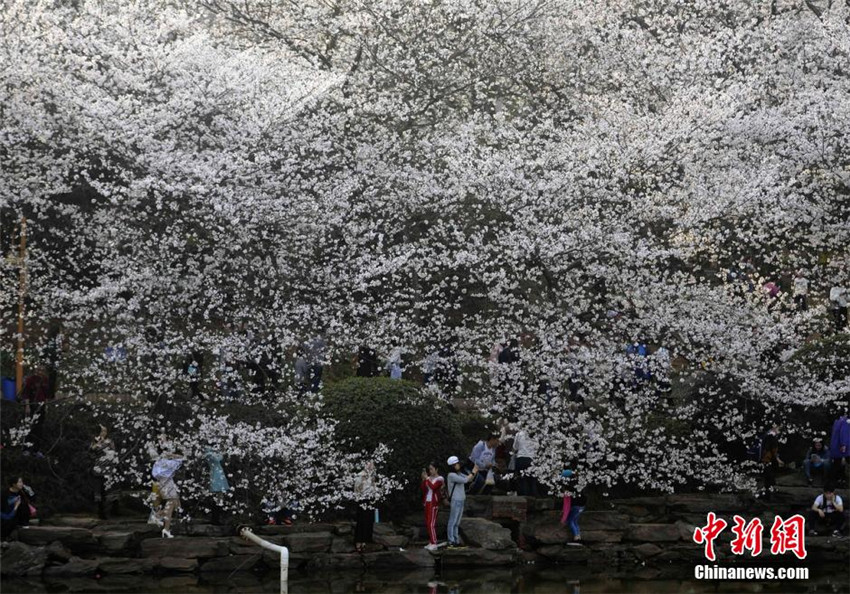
<box><xmin>420</xmin><ymin>462</ymin><xmax>444</xmax><ymax>551</ymax></box>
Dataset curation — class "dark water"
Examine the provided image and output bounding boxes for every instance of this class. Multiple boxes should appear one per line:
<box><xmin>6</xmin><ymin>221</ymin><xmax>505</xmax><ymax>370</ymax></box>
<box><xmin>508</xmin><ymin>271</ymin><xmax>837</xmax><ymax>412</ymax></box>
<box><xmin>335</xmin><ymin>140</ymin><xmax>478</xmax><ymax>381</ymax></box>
<box><xmin>2</xmin><ymin>565</ymin><xmax>849</xmax><ymax>594</ymax></box>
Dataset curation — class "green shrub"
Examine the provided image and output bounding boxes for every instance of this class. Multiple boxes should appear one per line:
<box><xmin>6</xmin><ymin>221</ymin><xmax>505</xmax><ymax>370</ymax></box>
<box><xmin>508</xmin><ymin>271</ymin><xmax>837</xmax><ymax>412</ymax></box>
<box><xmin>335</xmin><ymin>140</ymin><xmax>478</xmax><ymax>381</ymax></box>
<box><xmin>322</xmin><ymin>378</ymin><xmax>468</xmax><ymax>514</ymax></box>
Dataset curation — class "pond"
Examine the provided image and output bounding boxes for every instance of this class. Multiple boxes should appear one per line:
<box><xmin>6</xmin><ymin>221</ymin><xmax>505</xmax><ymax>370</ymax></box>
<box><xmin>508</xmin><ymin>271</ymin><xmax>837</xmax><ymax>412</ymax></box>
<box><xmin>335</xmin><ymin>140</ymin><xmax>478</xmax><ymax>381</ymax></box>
<box><xmin>3</xmin><ymin>564</ymin><xmax>848</xmax><ymax>594</ymax></box>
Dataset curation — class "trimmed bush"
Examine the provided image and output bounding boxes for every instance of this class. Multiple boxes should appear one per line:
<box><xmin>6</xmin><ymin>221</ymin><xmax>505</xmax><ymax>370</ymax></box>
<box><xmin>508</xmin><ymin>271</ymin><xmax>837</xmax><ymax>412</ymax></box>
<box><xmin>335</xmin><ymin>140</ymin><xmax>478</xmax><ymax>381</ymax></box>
<box><xmin>322</xmin><ymin>377</ymin><xmax>468</xmax><ymax>512</ymax></box>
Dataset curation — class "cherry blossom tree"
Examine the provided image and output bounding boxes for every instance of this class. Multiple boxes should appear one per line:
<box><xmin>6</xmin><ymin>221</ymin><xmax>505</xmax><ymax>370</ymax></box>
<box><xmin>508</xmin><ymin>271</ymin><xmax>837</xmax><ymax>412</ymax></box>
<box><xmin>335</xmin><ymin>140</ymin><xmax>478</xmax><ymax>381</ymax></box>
<box><xmin>2</xmin><ymin>0</ymin><xmax>848</xmax><ymax>507</ymax></box>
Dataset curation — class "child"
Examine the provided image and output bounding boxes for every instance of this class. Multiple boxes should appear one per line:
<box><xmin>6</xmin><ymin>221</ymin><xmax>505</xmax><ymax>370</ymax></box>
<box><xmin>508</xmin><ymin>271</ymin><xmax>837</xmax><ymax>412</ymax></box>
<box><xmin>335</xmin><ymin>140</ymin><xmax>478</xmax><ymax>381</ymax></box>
<box><xmin>421</xmin><ymin>462</ymin><xmax>445</xmax><ymax>551</ymax></box>
<box><xmin>560</xmin><ymin>470</ymin><xmax>586</xmax><ymax>543</ymax></box>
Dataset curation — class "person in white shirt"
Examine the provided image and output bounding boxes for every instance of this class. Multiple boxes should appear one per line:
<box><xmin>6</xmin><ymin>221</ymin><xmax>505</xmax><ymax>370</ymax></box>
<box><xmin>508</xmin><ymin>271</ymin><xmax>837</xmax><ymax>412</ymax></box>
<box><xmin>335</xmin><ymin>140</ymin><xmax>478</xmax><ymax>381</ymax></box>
<box><xmin>467</xmin><ymin>434</ymin><xmax>500</xmax><ymax>494</ymax></box>
<box><xmin>808</xmin><ymin>485</ymin><xmax>847</xmax><ymax>536</ymax></box>
<box><xmin>793</xmin><ymin>271</ymin><xmax>809</xmax><ymax>311</ymax></box>
<box><xmin>512</xmin><ymin>428</ymin><xmax>539</xmax><ymax>497</ymax></box>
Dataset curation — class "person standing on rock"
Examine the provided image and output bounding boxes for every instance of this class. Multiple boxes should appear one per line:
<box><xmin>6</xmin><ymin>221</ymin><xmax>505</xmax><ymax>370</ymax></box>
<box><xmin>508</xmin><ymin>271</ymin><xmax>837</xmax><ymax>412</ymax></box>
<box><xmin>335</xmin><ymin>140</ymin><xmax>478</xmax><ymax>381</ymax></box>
<box><xmin>152</xmin><ymin>454</ymin><xmax>184</xmax><ymax>538</ymax></box>
<box><xmin>760</xmin><ymin>424</ymin><xmax>784</xmax><ymax>500</ymax></box>
<box><xmin>90</xmin><ymin>424</ymin><xmax>116</xmax><ymax>519</ymax></box>
<box><xmin>559</xmin><ymin>470</ymin><xmax>587</xmax><ymax>543</ymax></box>
<box><xmin>467</xmin><ymin>433</ymin><xmax>500</xmax><ymax>495</ymax></box>
<box><xmin>512</xmin><ymin>427</ymin><xmax>539</xmax><ymax>497</ymax></box>
<box><xmin>205</xmin><ymin>447</ymin><xmax>229</xmax><ymax>525</ymax></box>
<box><xmin>830</xmin><ymin>413</ymin><xmax>850</xmax><ymax>487</ymax></box>
<box><xmin>420</xmin><ymin>461</ymin><xmax>445</xmax><ymax>551</ymax></box>
<box><xmin>354</xmin><ymin>461</ymin><xmax>378</xmax><ymax>552</ymax></box>
<box><xmin>446</xmin><ymin>456</ymin><xmax>478</xmax><ymax>549</ymax></box>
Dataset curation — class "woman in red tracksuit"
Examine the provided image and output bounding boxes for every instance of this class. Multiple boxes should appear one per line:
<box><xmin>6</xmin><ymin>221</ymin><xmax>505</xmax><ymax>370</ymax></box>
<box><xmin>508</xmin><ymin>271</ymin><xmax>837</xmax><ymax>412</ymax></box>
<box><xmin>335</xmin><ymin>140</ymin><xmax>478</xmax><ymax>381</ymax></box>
<box><xmin>420</xmin><ymin>461</ymin><xmax>444</xmax><ymax>551</ymax></box>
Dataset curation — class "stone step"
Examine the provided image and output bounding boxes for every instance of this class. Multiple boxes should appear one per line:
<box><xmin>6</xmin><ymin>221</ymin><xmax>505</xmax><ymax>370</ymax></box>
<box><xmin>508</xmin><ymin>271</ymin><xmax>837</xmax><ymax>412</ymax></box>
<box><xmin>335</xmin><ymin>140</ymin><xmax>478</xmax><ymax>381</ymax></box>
<box><xmin>776</xmin><ymin>473</ymin><xmax>814</xmax><ymax>487</ymax></box>
<box><xmin>42</xmin><ymin>515</ymin><xmax>99</xmax><ymax>529</ymax></box>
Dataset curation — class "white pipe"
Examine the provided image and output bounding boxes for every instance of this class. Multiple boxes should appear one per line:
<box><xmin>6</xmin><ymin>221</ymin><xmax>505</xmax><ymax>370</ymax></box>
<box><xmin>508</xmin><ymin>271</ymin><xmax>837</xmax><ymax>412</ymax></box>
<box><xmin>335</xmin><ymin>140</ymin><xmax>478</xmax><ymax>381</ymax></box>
<box><xmin>240</xmin><ymin>526</ymin><xmax>289</xmax><ymax>594</ymax></box>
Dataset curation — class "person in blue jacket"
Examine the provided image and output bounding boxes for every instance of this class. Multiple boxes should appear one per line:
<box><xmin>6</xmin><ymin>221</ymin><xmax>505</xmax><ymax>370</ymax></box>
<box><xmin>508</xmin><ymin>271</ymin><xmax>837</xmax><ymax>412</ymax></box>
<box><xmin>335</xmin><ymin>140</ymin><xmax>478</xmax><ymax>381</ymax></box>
<box><xmin>1</xmin><ymin>476</ymin><xmax>24</xmax><ymax>539</ymax></box>
<box><xmin>830</xmin><ymin>414</ymin><xmax>850</xmax><ymax>486</ymax></box>
<box><xmin>446</xmin><ymin>456</ymin><xmax>478</xmax><ymax>548</ymax></box>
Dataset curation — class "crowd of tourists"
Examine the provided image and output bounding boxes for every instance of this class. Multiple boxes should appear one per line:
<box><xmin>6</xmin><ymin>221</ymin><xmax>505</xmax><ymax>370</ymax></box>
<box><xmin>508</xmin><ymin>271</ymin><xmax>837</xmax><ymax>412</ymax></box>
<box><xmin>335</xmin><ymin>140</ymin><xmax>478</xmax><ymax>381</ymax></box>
<box><xmin>349</xmin><ymin>426</ymin><xmax>584</xmax><ymax>551</ymax></box>
<box><xmin>3</xmin><ymin>417</ymin><xmax>849</xmax><ymax>547</ymax></box>
<box><xmin>2</xmin><ymin>271</ymin><xmax>848</xmax><ymax>545</ymax></box>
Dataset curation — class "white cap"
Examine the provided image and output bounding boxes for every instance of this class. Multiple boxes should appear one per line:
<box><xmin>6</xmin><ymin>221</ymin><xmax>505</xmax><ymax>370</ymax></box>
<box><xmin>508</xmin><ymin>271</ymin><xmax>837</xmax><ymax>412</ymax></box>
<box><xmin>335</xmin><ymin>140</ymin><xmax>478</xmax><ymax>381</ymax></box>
<box><xmin>446</xmin><ymin>456</ymin><xmax>459</xmax><ymax>466</ymax></box>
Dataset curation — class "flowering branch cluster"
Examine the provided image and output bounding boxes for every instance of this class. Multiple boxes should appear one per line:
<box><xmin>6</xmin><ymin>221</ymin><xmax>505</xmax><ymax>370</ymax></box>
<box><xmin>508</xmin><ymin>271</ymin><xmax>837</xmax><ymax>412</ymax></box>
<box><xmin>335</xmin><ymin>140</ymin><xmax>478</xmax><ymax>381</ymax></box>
<box><xmin>1</xmin><ymin>0</ymin><xmax>848</xmax><ymax>503</ymax></box>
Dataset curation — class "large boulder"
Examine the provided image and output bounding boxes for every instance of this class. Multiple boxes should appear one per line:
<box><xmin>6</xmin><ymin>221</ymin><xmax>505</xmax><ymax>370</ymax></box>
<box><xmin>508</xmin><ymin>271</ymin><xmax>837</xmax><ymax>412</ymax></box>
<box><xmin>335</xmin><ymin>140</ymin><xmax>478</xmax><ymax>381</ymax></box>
<box><xmin>96</xmin><ymin>531</ymin><xmax>135</xmax><ymax>555</ymax></box>
<box><xmin>140</xmin><ymin>536</ymin><xmax>229</xmax><ymax>558</ymax></box>
<box><xmin>491</xmin><ymin>496</ymin><xmax>528</xmax><ymax>522</ymax></box>
<box><xmin>281</xmin><ymin>532</ymin><xmax>333</xmax><ymax>553</ymax></box>
<box><xmin>675</xmin><ymin>520</ymin><xmax>696</xmax><ymax>541</ymax></box>
<box><xmin>43</xmin><ymin>515</ymin><xmax>99</xmax><ymax>529</ymax></box>
<box><xmin>372</xmin><ymin>523</ymin><xmax>396</xmax><ymax>537</ymax></box>
<box><xmin>330</xmin><ymin>537</ymin><xmax>356</xmax><ymax>553</ymax></box>
<box><xmin>45</xmin><ymin>540</ymin><xmax>73</xmax><ymax>563</ymax></box>
<box><xmin>0</xmin><ymin>542</ymin><xmax>48</xmax><ymax>576</ymax></box>
<box><xmin>580</xmin><ymin>531</ymin><xmax>622</xmax><ymax>543</ymax></box>
<box><xmin>463</xmin><ymin>496</ymin><xmax>492</xmax><ymax>518</ymax></box>
<box><xmin>373</xmin><ymin>533</ymin><xmax>409</xmax><ymax>548</ymax></box>
<box><xmin>624</xmin><ymin>523</ymin><xmax>680</xmax><ymax>542</ymax></box>
<box><xmin>97</xmin><ymin>557</ymin><xmax>155</xmax><ymax>574</ymax></box>
<box><xmin>16</xmin><ymin>526</ymin><xmax>98</xmax><ymax>553</ymax></box>
<box><xmin>459</xmin><ymin>518</ymin><xmax>515</xmax><ymax>550</ymax></box>
<box><xmin>580</xmin><ymin>512</ymin><xmax>630</xmax><ymax>531</ymax></box>
<box><xmin>370</xmin><ymin>549</ymin><xmax>436</xmax><ymax>569</ymax></box>
<box><xmin>531</xmin><ymin>522</ymin><xmax>572</xmax><ymax>545</ymax></box>
<box><xmin>440</xmin><ymin>548</ymin><xmax>518</xmax><ymax>566</ymax></box>
<box><xmin>334</xmin><ymin>523</ymin><xmax>352</xmax><ymax>536</ymax></box>
<box><xmin>536</xmin><ymin>544</ymin><xmax>591</xmax><ymax>562</ymax></box>
<box><xmin>42</xmin><ymin>556</ymin><xmax>99</xmax><ymax>577</ymax></box>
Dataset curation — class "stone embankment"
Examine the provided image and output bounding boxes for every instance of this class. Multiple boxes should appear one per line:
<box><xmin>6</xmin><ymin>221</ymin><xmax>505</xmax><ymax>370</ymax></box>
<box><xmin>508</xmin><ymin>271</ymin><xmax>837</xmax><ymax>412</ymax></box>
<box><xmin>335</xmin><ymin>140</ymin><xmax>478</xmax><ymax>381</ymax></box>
<box><xmin>1</xmin><ymin>480</ymin><xmax>847</xmax><ymax>580</ymax></box>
